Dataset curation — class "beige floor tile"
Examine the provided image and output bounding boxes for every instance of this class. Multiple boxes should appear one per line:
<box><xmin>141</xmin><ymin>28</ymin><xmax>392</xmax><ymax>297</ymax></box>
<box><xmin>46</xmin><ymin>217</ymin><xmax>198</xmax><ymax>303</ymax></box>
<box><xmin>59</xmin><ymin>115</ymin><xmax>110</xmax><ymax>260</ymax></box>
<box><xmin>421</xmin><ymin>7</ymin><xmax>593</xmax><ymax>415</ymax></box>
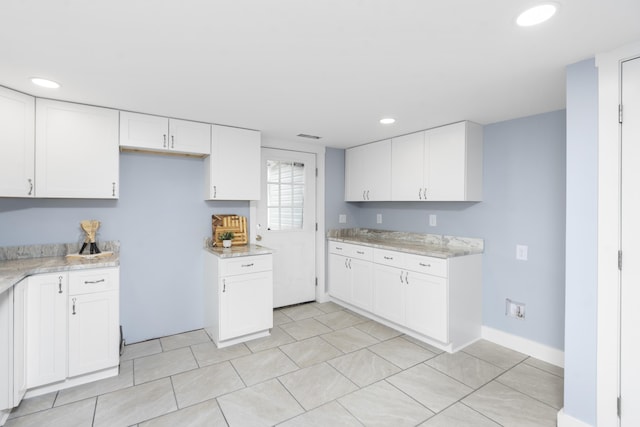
<box><xmin>418</xmin><ymin>402</ymin><xmax>500</xmax><ymax>426</ymax></box>
<box><xmin>93</xmin><ymin>378</ymin><xmax>177</xmax><ymax>427</ymax></box>
<box><xmin>354</xmin><ymin>320</ymin><xmax>403</xmax><ymax>341</ymax></box>
<box><xmin>321</xmin><ymin>326</ymin><xmax>379</xmax><ymax>353</ymax></box>
<box><xmin>231</xmin><ymin>348</ymin><xmax>298</xmax><ymax>386</ymax></box>
<box><xmin>311</xmin><ymin>301</ymin><xmax>344</xmax><ymax>314</ymax></box>
<box><xmin>8</xmin><ymin>391</ymin><xmax>56</xmax><ymax>419</ymax></box>
<box><xmin>369</xmin><ymin>336</ymin><xmax>436</xmax><ymax>369</ymax></box>
<box><xmin>280</xmin><ymin>336</ymin><xmax>343</xmax><ymax>368</ymax></box>
<box><xmin>120</xmin><ymin>339</ymin><xmax>162</xmax><ymax>362</ymax></box>
<box><xmin>134</xmin><ymin>347</ymin><xmax>198</xmax><ymax>384</ymax></box>
<box><xmin>6</xmin><ymin>398</ymin><xmax>96</xmax><ymax>427</ymax></box>
<box><xmin>217</xmin><ymin>379</ymin><xmax>304</xmax><ymax>426</ymax></box>
<box><xmin>191</xmin><ymin>341</ymin><xmax>251</xmax><ymax>366</ymax></box>
<box><xmin>172</xmin><ymin>361</ymin><xmax>244</xmax><ymax>408</ymax></box>
<box><xmin>139</xmin><ymin>399</ymin><xmax>227</xmax><ymax>427</ymax></box>
<box><xmin>245</xmin><ymin>326</ymin><xmax>295</xmax><ymax>353</ymax></box>
<box><xmin>278</xmin><ymin>401</ymin><xmax>362</xmax><ymax>427</ymax></box>
<box><xmin>462</xmin><ymin>340</ymin><xmax>527</xmax><ymax>370</ymax></box>
<box><xmin>279</xmin><ymin>363</ymin><xmax>358</xmax><ymax>410</ymax></box>
<box><xmin>314</xmin><ymin>310</ymin><xmax>366</xmax><ymax>330</ymax></box>
<box><xmin>523</xmin><ymin>357</ymin><xmax>564</xmax><ymax>377</ymax></box>
<box><xmin>329</xmin><ymin>349</ymin><xmax>401</xmax><ymax>387</ymax></box>
<box><xmin>280</xmin><ymin>304</ymin><xmax>325</xmax><ymax>321</ymax></box>
<box><xmin>403</xmin><ymin>335</ymin><xmax>445</xmax><ymax>354</ymax></box>
<box><xmin>280</xmin><ymin>318</ymin><xmax>333</xmax><ymax>340</ymax></box>
<box><xmin>159</xmin><ymin>329</ymin><xmax>211</xmax><ymax>351</ymax></box>
<box><xmin>426</xmin><ymin>351</ymin><xmax>504</xmax><ymax>388</ymax></box>
<box><xmin>273</xmin><ymin>310</ymin><xmax>294</xmax><ymax>326</ymax></box>
<box><xmin>339</xmin><ymin>380</ymin><xmax>434</xmax><ymax>427</ymax></box>
<box><xmin>496</xmin><ymin>363</ymin><xmax>564</xmax><ymax>409</ymax></box>
<box><xmin>463</xmin><ymin>381</ymin><xmax>558</xmax><ymax>427</ymax></box>
<box><xmin>56</xmin><ymin>360</ymin><xmax>134</xmax><ymax>406</ymax></box>
<box><xmin>387</xmin><ymin>363</ymin><xmax>473</xmax><ymax>413</ymax></box>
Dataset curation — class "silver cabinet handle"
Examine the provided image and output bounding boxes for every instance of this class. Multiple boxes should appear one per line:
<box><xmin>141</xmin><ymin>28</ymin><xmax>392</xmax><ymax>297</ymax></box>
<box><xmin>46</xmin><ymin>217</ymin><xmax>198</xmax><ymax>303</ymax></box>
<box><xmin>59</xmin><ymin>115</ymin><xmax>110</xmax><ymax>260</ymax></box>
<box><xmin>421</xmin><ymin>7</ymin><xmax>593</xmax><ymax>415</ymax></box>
<box><xmin>241</xmin><ymin>263</ymin><xmax>254</xmax><ymax>268</ymax></box>
<box><xmin>84</xmin><ymin>279</ymin><xmax>105</xmax><ymax>284</ymax></box>
<box><xmin>344</xmin><ymin>259</ymin><xmax>348</xmax><ymax>268</ymax></box>
<box><xmin>356</xmin><ymin>251</ymin><xmax>364</xmax><ymax>255</ymax></box>
<box><xmin>112</xmin><ymin>182</ymin><xmax>116</xmax><ymax>197</ymax></box>
<box><xmin>28</xmin><ymin>178</ymin><xmax>33</xmax><ymax>195</ymax></box>
<box><xmin>400</xmin><ymin>271</ymin><xmax>404</xmax><ymax>283</ymax></box>
<box><xmin>366</xmin><ymin>190</ymin><xmax>370</xmax><ymax>200</ymax></box>
<box><xmin>163</xmin><ymin>134</ymin><xmax>167</xmax><ymax>148</ymax></box>
<box><xmin>171</xmin><ymin>135</ymin><xmax>175</xmax><ymax>149</ymax></box>
<box><xmin>223</xmin><ymin>279</ymin><xmax>226</xmax><ymax>292</ymax></box>
<box><xmin>335</xmin><ymin>247</ymin><xmax>343</xmax><ymax>251</ymax></box>
<box><xmin>348</xmin><ymin>259</ymin><xmax>352</xmax><ymax>269</ymax></box>
<box><xmin>58</xmin><ymin>276</ymin><xmax>63</xmax><ymax>293</ymax></box>
<box><xmin>362</xmin><ymin>190</ymin><xmax>366</xmax><ymax>200</ymax></box>
<box><xmin>384</xmin><ymin>256</ymin><xmax>393</xmax><ymax>260</ymax></box>
<box><xmin>419</xmin><ymin>188</ymin><xmax>423</xmax><ymax>200</ymax></box>
<box><xmin>213</xmin><ymin>185</ymin><xmax>217</xmax><ymax>198</ymax></box>
<box><xmin>419</xmin><ymin>262</ymin><xmax>431</xmax><ymax>267</ymax></box>
<box><xmin>72</xmin><ymin>297</ymin><xmax>77</xmax><ymax>315</ymax></box>
<box><xmin>423</xmin><ymin>188</ymin><xmax>428</xmax><ymax>199</ymax></box>
<box><xmin>405</xmin><ymin>272</ymin><xmax>409</xmax><ymax>284</ymax></box>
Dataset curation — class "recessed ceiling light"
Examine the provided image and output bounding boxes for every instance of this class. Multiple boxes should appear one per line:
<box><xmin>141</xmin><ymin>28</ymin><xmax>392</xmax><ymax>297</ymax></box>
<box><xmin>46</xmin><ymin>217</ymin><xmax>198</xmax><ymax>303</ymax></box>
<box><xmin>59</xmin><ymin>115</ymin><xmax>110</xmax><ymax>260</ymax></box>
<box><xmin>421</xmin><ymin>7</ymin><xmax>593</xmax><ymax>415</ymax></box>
<box><xmin>31</xmin><ymin>77</ymin><xmax>61</xmax><ymax>89</ymax></box>
<box><xmin>516</xmin><ymin>4</ymin><xmax>557</xmax><ymax>26</ymax></box>
<box><xmin>380</xmin><ymin>118</ymin><xmax>396</xmax><ymax>125</ymax></box>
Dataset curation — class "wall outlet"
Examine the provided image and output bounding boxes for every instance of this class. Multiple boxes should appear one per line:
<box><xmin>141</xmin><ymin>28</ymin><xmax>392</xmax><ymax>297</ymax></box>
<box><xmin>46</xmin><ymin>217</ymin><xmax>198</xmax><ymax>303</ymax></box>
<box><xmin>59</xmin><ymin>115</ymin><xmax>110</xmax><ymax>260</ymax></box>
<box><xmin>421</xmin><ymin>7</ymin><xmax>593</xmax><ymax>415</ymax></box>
<box><xmin>339</xmin><ymin>214</ymin><xmax>347</xmax><ymax>224</ymax></box>
<box><xmin>376</xmin><ymin>213</ymin><xmax>382</xmax><ymax>224</ymax></box>
<box><xmin>516</xmin><ymin>244</ymin><xmax>528</xmax><ymax>261</ymax></box>
<box><xmin>429</xmin><ymin>214</ymin><xmax>437</xmax><ymax>227</ymax></box>
<box><xmin>506</xmin><ymin>298</ymin><xmax>526</xmax><ymax>319</ymax></box>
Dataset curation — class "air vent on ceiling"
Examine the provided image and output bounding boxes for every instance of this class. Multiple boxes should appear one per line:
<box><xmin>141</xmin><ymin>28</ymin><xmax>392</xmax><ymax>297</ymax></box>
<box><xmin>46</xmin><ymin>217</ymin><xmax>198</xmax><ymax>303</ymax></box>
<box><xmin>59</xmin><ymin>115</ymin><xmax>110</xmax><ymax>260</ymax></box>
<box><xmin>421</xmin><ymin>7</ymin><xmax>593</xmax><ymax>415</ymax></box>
<box><xmin>297</xmin><ymin>133</ymin><xmax>322</xmax><ymax>140</ymax></box>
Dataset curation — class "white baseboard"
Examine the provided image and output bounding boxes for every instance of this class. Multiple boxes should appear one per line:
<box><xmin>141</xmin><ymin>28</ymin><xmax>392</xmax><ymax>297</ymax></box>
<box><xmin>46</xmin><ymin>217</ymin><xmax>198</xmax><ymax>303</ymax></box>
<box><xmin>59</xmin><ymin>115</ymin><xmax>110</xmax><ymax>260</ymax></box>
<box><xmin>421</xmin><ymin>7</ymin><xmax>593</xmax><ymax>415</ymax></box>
<box><xmin>557</xmin><ymin>408</ymin><xmax>594</xmax><ymax>427</ymax></box>
<box><xmin>481</xmin><ymin>326</ymin><xmax>564</xmax><ymax>368</ymax></box>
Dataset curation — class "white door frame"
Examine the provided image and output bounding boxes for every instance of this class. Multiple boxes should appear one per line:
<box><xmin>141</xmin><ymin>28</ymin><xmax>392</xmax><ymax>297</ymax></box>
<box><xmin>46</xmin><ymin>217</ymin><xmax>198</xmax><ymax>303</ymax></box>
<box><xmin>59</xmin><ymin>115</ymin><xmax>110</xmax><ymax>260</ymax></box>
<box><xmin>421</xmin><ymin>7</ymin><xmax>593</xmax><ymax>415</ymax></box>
<box><xmin>596</xmin><ymin>40</ymin><xmax>640</xmax><ymax>426</ymax></box>
<box><xmin>253</xmin><ymin>136</ymin><xmax>328</xmax><ymax>304</ymax></box>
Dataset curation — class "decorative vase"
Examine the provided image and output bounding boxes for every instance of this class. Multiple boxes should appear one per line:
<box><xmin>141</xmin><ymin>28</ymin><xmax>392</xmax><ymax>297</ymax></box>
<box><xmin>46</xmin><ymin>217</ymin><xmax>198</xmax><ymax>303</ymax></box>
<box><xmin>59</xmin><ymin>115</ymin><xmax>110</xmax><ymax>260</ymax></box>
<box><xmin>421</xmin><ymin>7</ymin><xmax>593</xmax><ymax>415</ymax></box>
<box><xmin>223</xmin><ymin>240</ymin><xmax>232</xmax><ymax>248</ymax></box>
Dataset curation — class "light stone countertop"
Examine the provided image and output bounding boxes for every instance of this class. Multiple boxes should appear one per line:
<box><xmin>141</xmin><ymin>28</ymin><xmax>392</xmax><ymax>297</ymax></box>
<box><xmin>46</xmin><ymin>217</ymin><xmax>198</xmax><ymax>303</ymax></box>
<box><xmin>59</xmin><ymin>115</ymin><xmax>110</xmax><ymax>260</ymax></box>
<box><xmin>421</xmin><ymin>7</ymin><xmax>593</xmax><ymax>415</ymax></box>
<box><xmin>0</xmin><ymin>241</ymin><xmax>120</xmax><ymax>294</ymax></box>
<box><xmin>204</xmin><ymin>243</ymin><xmax>273</xmax><ymax>258</ymax></box>
<box><xmin>327</xmin><ymin>228</ymin><xmax>483</xmax><ymax>259</ymax></box>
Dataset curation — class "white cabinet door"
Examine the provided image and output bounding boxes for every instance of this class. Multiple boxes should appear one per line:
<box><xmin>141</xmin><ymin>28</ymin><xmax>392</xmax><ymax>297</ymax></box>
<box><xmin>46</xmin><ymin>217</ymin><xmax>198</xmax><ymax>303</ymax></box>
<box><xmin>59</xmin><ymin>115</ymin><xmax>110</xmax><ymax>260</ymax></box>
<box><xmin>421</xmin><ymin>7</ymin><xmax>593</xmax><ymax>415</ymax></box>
<box><xmin>26</xmin><ymin>273</ymin><xmax>68</xmax><ymax>388</ymax></box>
<box><xmin>328</xmin><ymin>253</ymin><xmax>351</xmax><ymax>303</ymax></box>
<box><xmin>0</xmin><ymin>288</ymin><xmax>12</xmax><ymax>411</ymax></box>
<box><xmin>119</xmin><ymin>111</ymin><xmax>168</xmax><ymax>151</ymax></box>
<box><xmin>12</xmin><ymin>280</ymin><xmax>26</xmax><ymax>406</ymax></box>
<box><xmin>373</xmin><ymin>263</ymin><xmax>404</xmax><ymax>324</ymax></box>
<box><xmin>219</xmin><ymin>271</ymin><xmax>273</xmax><ymax>341</ymax></box>
<box><xmin>168</xmin><ymin>119</ymin><xmax>210</xmax><ymax>155</ymax></box>
<box><xmin>351</xmin><ymin>257</ymin><xmax>373</xmax><ymax>311</ymax></box>
<box><xmin>35</xmin><ymin>99</ymin><xmax>119</xmax><ymax>198</ymax></box>
<box><xmin>206</xmin><ymin>125</ymin><xmax>261</xmax><ymax>200</ymax></box>
<box><xmin>425</xmin><ymin>123</ymin><xmax>466</xmax><ymax>201</ymax></box>
<box><xmin>68</xmin><ymin>291</ymin><xmax>119</xmax><ymax>377</ymax></box>
<box><xmin>391</xmin><ymin>132</ymin><xmax>426</xmax><ymax>201</ymax></box>
<box><xmin>0</xmin><ymin>87</ymin><xmax>35</xmax><ymax>198</ymax></box>
<box><xmin>404</xmin><ymin>271</ymin><xmax>448</xmax><ymax>343</ymax></box>
<box><xmin>345</xmin><ymin>140</ymin><xmax>391</xmax><ymax>201</ymax></box>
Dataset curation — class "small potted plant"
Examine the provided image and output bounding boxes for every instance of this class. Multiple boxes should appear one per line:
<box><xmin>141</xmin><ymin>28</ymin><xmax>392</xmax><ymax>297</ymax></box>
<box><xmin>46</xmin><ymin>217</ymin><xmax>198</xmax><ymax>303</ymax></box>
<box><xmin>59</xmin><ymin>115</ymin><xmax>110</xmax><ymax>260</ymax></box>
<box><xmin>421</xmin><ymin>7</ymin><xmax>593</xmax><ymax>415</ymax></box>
<box><xmin>218</xmin><ymin>231</ymin><xmax>235</xmax><ymax>248</ymax></box>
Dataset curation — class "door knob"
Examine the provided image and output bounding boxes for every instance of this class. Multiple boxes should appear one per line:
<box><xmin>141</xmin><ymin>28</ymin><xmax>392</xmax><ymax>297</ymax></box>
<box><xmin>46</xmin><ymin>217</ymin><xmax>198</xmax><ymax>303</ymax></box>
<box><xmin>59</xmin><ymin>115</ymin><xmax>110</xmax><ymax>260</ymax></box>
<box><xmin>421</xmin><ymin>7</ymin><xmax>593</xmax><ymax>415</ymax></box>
<box><xmin>256</xmin><ymin>235</ymin><xmax>262</xmax><ymax>241</ymax></box>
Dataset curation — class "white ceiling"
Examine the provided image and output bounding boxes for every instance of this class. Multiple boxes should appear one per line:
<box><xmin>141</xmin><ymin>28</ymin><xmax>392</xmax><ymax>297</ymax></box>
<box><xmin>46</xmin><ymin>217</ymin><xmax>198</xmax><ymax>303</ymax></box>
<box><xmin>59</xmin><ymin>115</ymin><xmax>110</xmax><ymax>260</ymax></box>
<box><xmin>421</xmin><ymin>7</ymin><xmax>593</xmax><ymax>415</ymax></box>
<box><xmin>1</xmin><ymin>1</ymin><xmax>639</xmax><ymax>149</ymax></box>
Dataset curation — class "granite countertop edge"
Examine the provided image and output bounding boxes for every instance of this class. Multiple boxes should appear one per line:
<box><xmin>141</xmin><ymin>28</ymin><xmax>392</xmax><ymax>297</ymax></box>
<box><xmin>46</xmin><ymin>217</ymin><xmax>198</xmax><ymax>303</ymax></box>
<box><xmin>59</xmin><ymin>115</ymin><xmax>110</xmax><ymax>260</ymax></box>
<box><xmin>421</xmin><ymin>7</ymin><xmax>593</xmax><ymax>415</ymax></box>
<box><xmin>204</xmin><ymin>244</ymin><xmax>274</xmax><ymax>258</ymax></box>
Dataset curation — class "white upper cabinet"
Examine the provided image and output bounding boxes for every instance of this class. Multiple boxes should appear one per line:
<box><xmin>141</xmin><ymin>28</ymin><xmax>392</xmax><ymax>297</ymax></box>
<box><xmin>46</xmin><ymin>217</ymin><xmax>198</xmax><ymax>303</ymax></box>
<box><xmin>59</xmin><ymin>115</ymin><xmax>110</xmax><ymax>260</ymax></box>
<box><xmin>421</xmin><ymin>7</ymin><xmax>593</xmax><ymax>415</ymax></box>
<box><xmin>344</xmin><ymin>139</ymin><xmax>391</xmax><ymax>201</ymax></box>
<box><xmin>391</xmin><ymin>121</ymin><xmax>483</xmax><ymax>201</ymax></box>
<box><xmin>119</xmin><ymin>111</ymin><xmax>210</xmax><ymax>156</ymax></box>
<box><xmin>0</xmin><ymin>87</ymin><xmax>35</xmax><ymax>198</ymax></box>
<box><xmin>35</xmin><ymin>99</ymin><xmax>119</xmax><ymax>199</ymax></box>
<box><xmin>205</xmin><ymin>125</ymin><xmax>261</xmax><ymax>200</ymax></box>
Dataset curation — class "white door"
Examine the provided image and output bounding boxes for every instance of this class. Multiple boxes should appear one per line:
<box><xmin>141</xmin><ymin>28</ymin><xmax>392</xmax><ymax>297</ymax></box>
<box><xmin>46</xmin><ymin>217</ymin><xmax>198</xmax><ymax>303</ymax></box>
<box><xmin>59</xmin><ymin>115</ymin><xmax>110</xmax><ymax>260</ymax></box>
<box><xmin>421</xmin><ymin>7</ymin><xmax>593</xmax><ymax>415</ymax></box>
<box><xmin>621</xmin><ymin>56</ymin><xmax>640</xmax><ymax>425</ymax></box>
<box><xmin>251</xmin><ymin>148</ymin><xmax>316</xmax><ymax>308</ymax></box>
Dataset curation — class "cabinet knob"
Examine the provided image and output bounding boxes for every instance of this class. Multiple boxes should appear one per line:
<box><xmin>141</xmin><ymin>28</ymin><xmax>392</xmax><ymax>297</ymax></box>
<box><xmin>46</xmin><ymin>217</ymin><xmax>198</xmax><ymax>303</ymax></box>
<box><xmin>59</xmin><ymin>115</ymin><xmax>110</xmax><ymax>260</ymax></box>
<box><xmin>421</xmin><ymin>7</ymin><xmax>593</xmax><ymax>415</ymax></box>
<box><xmin>28</xmin><ymin>178</ymin><xmax>33</xmax><ymax>196</ymax></box>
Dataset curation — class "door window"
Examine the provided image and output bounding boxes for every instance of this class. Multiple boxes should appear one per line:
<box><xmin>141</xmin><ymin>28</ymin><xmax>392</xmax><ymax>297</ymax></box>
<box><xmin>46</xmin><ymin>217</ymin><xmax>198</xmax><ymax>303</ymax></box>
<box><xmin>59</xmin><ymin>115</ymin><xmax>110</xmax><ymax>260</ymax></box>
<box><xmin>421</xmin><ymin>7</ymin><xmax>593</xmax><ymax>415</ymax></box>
<box><xmin>267</xmin><ymin>160</ymin><xmax>305</xmax><ymax>230</ymax></box>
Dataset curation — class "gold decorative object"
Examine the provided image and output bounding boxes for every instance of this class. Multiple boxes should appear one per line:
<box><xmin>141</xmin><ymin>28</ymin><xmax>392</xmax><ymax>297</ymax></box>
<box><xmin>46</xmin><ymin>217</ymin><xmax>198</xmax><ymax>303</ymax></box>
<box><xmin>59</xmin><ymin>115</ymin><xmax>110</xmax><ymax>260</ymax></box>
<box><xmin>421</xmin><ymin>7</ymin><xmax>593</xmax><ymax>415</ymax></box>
<box><xmin>212</xmin><ymin>215</ymin><xmax>248</xmax><ymax>246</ymax></box>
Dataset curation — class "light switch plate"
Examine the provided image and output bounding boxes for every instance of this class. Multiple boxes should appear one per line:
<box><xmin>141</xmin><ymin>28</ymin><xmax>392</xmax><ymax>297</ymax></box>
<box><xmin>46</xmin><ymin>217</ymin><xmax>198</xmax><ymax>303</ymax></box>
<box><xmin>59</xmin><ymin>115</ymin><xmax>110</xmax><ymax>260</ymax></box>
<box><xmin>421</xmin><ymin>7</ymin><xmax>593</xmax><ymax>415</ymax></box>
<box><xmin>516</xmin><ymin>245</ymin><xmax>528</xmax><ymax>261</ymax></box>
<box><xmin>376</xmin><ymin>213</ymin><xmax>382</xmax><ymax>224</ymax></box>
<box><xmin>339</xmin><ymin>214</ymin><xmax>347</xmax><ymax>224</ymax></box>
<box><xmin>429</xmin><ymin>214</ymin><xmax>437</xmax><ymax>227</ymax></box>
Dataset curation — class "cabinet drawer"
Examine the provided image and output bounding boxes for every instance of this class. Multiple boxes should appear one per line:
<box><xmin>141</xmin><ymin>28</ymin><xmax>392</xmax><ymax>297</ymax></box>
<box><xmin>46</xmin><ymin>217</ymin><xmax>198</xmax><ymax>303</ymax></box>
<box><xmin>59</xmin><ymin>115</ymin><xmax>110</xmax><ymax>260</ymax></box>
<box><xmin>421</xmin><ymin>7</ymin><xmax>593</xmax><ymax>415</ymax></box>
<box><xmin>329</xmin><ymin>241</ymin><xmax>351</xmax><ymax>255</ymax></box>
<box><xmin>328</xmin><ymin>241</ymin><xmax>373</xmax><ymax>261</ymax></box>
<box><xmin>403</xmin><ymin>254</ymin><xmax>448</xmax><ymax>277</ymax></box>
<box><xmin>373</xmin><ymin>248</ymin><xmax>404</xmax><ymax>268</ymax></box>
<box><xmin>69</xmin><ymin>268</ymin><xmax>118</xmax><ymax>295</ymax></box>
<box><xmin>220</xmin><ymin>254</ymin><xmax>272</xmax><ymax>276</ymax></box>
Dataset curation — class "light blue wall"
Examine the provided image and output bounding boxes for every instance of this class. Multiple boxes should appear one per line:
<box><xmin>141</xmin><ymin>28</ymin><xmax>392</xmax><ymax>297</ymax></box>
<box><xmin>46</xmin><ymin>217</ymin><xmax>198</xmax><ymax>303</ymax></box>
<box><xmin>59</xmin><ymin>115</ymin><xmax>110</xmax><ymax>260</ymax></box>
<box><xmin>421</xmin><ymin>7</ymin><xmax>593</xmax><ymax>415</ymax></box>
<box><xmin>325</xmin><ymin>147</ymin><xmax>359</xmax><ymax>230</ymax></box>
<box><xmin>563</xmin><ymin>58</ymin><xmax>598</xmax><ymax>425</ymax></box>
<box><xmin>327</xmin><ymin>110</ymin><xmax>567</xmax><ymax>350</ymax></box>
<box><xmin>0</xmin><ymin>152</ymin><xmax>248</xmax><ymax>343</ymax></box>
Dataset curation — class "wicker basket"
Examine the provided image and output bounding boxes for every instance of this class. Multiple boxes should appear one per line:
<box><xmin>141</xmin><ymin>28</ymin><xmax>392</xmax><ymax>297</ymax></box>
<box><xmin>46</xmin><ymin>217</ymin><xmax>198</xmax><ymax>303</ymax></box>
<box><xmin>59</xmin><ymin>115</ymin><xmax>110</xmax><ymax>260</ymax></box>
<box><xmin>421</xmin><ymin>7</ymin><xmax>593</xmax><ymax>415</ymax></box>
<box><xmin>212</xmin><ymin>214</ymin><xmax>248</xmax><ymax>246</ymax></box>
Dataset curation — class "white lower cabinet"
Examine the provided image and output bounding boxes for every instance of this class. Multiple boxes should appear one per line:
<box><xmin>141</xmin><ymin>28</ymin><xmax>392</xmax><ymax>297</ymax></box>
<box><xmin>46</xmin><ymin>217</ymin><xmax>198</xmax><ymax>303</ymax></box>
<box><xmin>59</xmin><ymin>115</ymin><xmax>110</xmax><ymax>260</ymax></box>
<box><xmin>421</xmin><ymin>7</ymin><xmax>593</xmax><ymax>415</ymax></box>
<box><xmin>329</xmin><ymin>241</ymin><xmax>481</xmax><ymax>352</ymax></box>
<box><xmin>204</xmin><ymin>251</ymin><xmax>273</xmax><ymax>348</ymax></box>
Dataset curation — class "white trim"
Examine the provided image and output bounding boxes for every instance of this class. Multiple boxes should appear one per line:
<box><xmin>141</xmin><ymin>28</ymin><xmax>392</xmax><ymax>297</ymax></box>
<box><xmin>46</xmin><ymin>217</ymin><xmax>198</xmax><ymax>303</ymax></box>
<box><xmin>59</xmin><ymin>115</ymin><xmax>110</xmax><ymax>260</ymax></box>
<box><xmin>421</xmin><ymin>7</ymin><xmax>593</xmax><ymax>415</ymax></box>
<box><xmin>481</xmin><ymin>326</ymin><xmax>564</xmax><ymax>367</ymax></box>
<box><xmin>258</xmin><ymin>137</ymin><xmax>327</xmax><ymax>304</ymax></box>
<box><xmin>557</xmin><ymin>408</ymin><xmax>594</xmax><ymax>427</ymax></box>
<box><xmin>595</xmin><ymin>39</ymin><xmax>640</xmax><ymax>427</ymax></box>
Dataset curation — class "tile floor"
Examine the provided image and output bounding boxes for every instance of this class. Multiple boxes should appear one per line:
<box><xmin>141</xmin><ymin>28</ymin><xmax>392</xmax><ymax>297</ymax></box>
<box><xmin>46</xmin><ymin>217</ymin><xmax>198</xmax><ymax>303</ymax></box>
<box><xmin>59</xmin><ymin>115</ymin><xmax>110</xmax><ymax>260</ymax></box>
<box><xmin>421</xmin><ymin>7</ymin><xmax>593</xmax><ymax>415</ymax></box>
<box><xmin>5</xmin><ymin>302</ymin><xmax>564</xmax><ymax>427</ymax></box>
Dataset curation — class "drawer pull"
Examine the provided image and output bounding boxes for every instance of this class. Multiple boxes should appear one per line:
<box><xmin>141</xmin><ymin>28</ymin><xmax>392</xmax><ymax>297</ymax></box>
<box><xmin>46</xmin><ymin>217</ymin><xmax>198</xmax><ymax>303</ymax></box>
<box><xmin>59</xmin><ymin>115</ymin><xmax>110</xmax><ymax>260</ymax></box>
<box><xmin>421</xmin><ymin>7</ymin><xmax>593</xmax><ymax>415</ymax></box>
<box><xmin>356</xmin><ymin>251</ymin><xmax>365</xmax><ymax>255</ymax></box>
<box><xmin>58</xmin><ymin>276</ymin><xmax>63</xmax><ymax>293</ymax></box>
<box><xmin>419</xmin><ymin>263</ymin><xmax>431</xmax><ymax>267</ymax></box>
<box><xmin>400</xmin><ymin>271</ymin><xmax>404</xmax><ymax>283</ymax></box>
<box><xmin>384</xmin><ymin>256</ymin><xmax>393</xmax><ymax>260</ymax></box>
<box><xmin>84</xmin><ymin>279</ymin><xmax>105</xmax><ymax>284</ymax></box>
<box><xmin>241</xmin><ymin>263</ymin><xmax>254</xmax><ymax>268</ymax></box>
<box><xmin>335</xmin><ymin>247</ymin><xmax>343</xmax><ymax>250</ymax></box>
<box><xmin>72</xmin><ymin>297</ymin><xmax>77</xmax><ymax>315</ymax></box>
<box><xmin>405</xmin><ymin>272</ymin><xmax>409</xmax><ymax>284</ymax></box>
<box><xmin>223</xmin><ymin>279</ymin><xmax>226</xmax><ymax>292</ymax></box>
